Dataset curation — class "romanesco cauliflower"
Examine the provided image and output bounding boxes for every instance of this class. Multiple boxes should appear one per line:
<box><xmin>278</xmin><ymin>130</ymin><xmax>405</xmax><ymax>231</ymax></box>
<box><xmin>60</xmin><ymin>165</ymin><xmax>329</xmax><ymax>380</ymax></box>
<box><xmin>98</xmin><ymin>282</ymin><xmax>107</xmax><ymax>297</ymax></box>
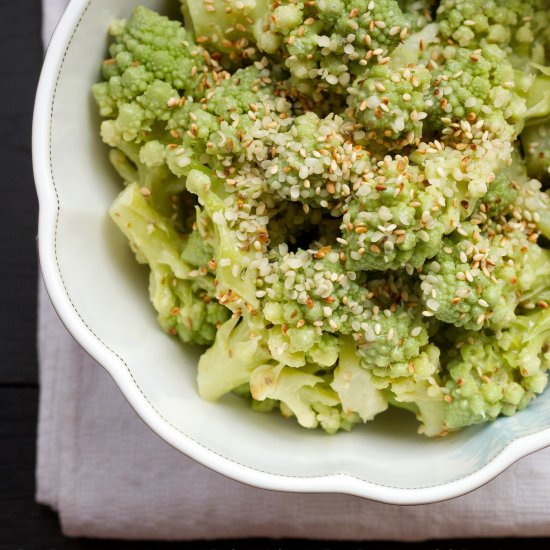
<box><xmin>94</xmin><ymin>3</ymin><xmax>550</xmax><ymax>438</ymax></box>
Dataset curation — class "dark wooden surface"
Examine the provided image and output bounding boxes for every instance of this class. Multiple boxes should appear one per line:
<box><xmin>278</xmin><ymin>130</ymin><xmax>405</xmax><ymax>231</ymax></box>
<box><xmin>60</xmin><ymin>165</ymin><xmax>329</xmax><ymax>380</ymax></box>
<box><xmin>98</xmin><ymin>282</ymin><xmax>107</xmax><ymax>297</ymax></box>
<box><xmin>2</xmin><ymin>0</ymin><xmax>550</xmax><ymax>547</ymax></box>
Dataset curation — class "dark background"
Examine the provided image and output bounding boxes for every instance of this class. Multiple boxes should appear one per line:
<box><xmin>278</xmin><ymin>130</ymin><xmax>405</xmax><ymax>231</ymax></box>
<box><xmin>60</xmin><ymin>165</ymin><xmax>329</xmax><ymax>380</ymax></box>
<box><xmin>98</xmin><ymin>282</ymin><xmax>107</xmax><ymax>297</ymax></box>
<box><xmin>2</xmin><ymin>0</ymin><xmax>550</xmax><ymax>548</ymax></box>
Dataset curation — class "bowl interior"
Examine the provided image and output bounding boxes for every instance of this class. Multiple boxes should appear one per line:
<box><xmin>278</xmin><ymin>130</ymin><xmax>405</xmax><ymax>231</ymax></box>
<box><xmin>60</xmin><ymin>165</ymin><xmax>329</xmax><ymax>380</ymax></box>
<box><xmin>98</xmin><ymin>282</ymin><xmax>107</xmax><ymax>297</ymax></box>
<box><xmin>38</xmin><ymin>0</ymin><xmax>550</xmax><ymax>499</ymax></box>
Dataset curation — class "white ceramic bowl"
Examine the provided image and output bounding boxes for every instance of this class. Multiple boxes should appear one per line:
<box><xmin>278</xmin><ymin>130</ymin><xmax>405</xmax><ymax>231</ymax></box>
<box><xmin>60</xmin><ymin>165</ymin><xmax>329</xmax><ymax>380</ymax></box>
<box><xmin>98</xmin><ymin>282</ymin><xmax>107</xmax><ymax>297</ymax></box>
<box><xmin>33</xmin><ymin>0</ymin><xmax>550</xmax><ymax>505</ymax></box>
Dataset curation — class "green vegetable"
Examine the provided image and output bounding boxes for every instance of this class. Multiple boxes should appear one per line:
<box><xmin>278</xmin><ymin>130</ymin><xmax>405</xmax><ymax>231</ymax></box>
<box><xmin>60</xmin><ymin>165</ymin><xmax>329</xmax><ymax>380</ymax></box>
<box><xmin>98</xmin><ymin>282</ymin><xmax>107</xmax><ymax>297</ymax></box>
<box><xmin>251</xmin><ymin>362</ymin><xmax>360</xmax><ymax>433</ymax></box>
<box><xmin>92</xmin><ymin>6</ymin><xmax>219</xmax><ymax>135</ymax></box>
<box><xmin>197</xmin><ymin>314</ymin><xmax>271</xmax><ymax>400</ymax></box>
<box><xmin>331</xmin><ymin>336</ymin><xmax>389</xmax><ymax>422</ymax></box>
<box><xmin>522</xmin><ymin>122</ymin><xmax>550</xmax><ymax>182</ymax></box>
<box><xmin>418</xmin><ymin>222</ymin><xmax>519</xmax><ymax>331</ymax></box>
<box><xmin>110</xmin><ymin>183</ymin><xmax>229</xmax><ymax>345</ymax></box>
<box><xmin>94</xmin><ymin>3</ymin><xmax>550</xmax><ymax>437</ymax></box>
<box><xmin>442</xmin><ymin>308</ymin><xmax>550</xmax><ymax>430</ymax></box>
<box><xmin>426</xmin><ymin>43</ymin><xmax>526</xmax><ymax>130</ymax></box>
<box><xmin>186</xmin><ymin>169</ymin><xmax>260</xmax><ymax>310</ymax></box>
<box><xmin>348</xmin><ymin>63</ymin><xmax>432</xmax><ymax>149</ymax></box>
<box><xmin>436</xmin><ymin>0</ymin><xmax>549</xmax><ymax>59</ymax></box>
<box><xmin>186</xmin><ymin>0</ymin><xmax>410</xmax><ymax>99</ymax></box>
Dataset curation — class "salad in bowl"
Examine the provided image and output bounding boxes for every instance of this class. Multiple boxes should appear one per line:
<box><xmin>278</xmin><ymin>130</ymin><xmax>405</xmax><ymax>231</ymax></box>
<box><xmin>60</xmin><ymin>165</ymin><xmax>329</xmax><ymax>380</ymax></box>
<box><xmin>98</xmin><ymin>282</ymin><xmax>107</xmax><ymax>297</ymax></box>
<box><xmin>34</xmin><ymin>0</ymin><xmax>550</xmax><ymax>503</ymax></box>
<box><xmin>95</xmin><ymin>1</ymin><xmax>550</xmax><ymax>436</ymax></box>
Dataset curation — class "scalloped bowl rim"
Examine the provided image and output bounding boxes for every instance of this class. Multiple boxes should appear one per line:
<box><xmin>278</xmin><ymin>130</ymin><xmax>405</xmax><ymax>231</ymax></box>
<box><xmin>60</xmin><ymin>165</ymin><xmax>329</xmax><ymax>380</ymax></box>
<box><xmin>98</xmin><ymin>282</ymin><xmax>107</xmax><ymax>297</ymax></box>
<box><xmin>32</xmin><ymin>0</ymin><xmax>550</xmax><ymax>505</ymax></box>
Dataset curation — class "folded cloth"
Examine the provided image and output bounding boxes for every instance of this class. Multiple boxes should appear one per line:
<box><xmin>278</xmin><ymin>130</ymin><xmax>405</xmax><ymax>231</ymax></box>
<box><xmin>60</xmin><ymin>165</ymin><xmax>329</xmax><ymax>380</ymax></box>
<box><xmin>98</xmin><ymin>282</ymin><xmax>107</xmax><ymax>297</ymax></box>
<box><xmin>37</xmin><ymin>0</ymin><xmax>550</xmax><ymax>540</ymax></box>
<box><xmin>35</xmin><ymin>278</ymin><xmax>550</xmax><ymax>540</ymax></box>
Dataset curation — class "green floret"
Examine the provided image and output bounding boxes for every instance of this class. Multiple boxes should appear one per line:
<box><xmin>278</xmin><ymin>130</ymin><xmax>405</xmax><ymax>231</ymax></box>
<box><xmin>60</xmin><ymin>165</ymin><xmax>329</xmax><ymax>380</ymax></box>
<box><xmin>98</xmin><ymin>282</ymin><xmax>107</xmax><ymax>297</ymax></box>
<box><xmin>522</xmin><ymin>121</ymin><xmax>550</xmax><ymax>182</ymax></box>
<box><xmin>151</xmin><ymin>267</ymin><xmax>229</xmax><ymax>345</ymax></box>
<box><xmin>199</xmin><ymin>311</ymin><xmax>362</xmax><ymax>432</ymax></box>
<box><xmin>164</xmin><ymin>101</ymin><xmax>226</xmax><ymax>177</ymax></box>
<box><xmin>506</xmin><ymin>181</ymin><xmax>550</xmax><ymax>309</ymax></box>
<box><xmin>197</xmin><ymin>314</ymin><xmax>272</xmax><ymax>400</ymax></box>
<box><xmin>264</xmin><ymin>323</ymin><xmax>341</xmax><ymax>368</ymax></box>
<box><xmin>204</xmin><ymin>64</ymin><xmax>276</xmax><ymax>115</ymax></box>
<box><xmin>262</xmin><ymin>246</ymin><xmax>431</xmax><ymax>370</ymax></box>
<box><xmin>182</xmin><ymin>0</ymin><xmax>274</xmax><ymax>62</ymax></box>
<box><xmin>262</xmin><ymin>245</ymin><xmax>370</xmax><ymax>335</ymax></box>
<box><xmin>330</xmin><ymin>336</ymin><xmax>389</xmax><ymax>422</ymax></box>
<box><xmin>472</xmin><ymin>170</ymin><xmax>518</xmax><ymax>218</ymax></box>
<box><xmin>186</xmin><ymin>169</ymin><xmax>260</xmax><ymax>310</ymax></box>
<box><xmin>436</xmin><ymin>0</ymin><xmax>549</xmax><ymax>57</ymax></box>
<box><xmin>110</xmin><ymin>183</ymin><xmax>229</xmax><ymax>345</ymax></box>
<box><xmin>105</xmin><ymin>6</ymin><xmax>214</xmax><ymax>93</ymax></box>
<box><xmin>341</xmin><ymin>115</ymin><xmax>512</xmax><ymax>270</ymax></box>
<box><xmin>250</xmin><ymin>362</ymin><xmax>361</xmax><ymax>433</ymax></box>
<box><xmin>416</xmin><ymin>118</ymin><xmax>515</xmax><ymax>198</ymax></box>
<box><xmin>355</xmin><ymin>298</ymin><xmax>430</xmax><ymax>367</ymax></box>
<box><xmin>472</xmin><ymin>149</ymin><xmax>524</xmax><ymax>217</ymax></box>
<box><xmin>261</xmin><ymin>111</ymin><xmax>371</xmax><ymax>208</ymax></box>
<box><xmin>442</xmin><ymin>308</ymin><xmax>550</xmax><ymax>430</ymax></box>
<box><xmin>100</xmin><ymin>120</ymin><xmax>192</xmax><ymax>230</ymax></box>
<box><xmin>340</xmin><ymin>155</ymin><xmax>456</xmax><ymax>271</ymax></box>
<box><xmin>435</xmin><ymin>1</ymin><xmax>550</xmax><ymax>130</ymax></box>
<box><xmin>282</xmin><ymin>0</ymin><xmax>410</xmax><ymax>98</ymax></box>
<box><xmin>200</xmin><ymin>0</ymin><xmax>411</xmax><ymax>99</ymax></box>
<box><xmin>351</xmin><ymin>272</ymin><xmax>433</xmax><ymax>370</ymax></box>
<box><xmin>426</xmin><ymin>44</ymin><xmax>526</xmax><ymax>130</ymax></box>
<box><xmin>92</xmin><ymin>6</ymin><xmax>220</xmax><ymax>137</ymax></box>
<box><xmin>348</xmin><ymin>63</ymin><xmax>432</xmax><ymax>149</ymax></box>
<box><xmin>380</xmin><ymin>343</ymin><xmax>448</xmax><ymax>436</ymax></box>
<box><xmin>419</xmin><ymin>223</ymin><xmax>519</xmax><ymax>331</ymax></box>
<box><xmin>341</xmin><ymin>117</ymin><xmax>514</xmax><ymax>271</ymax></box>
<box><xmin>418</xmin><ymin>165</ymin><xmax>550</xmax><ymax>332</ymax></box>
<box><xmin>165</xmin><ymin>64</ymin><xmax>294</xmax><ymax>176</ymax></box>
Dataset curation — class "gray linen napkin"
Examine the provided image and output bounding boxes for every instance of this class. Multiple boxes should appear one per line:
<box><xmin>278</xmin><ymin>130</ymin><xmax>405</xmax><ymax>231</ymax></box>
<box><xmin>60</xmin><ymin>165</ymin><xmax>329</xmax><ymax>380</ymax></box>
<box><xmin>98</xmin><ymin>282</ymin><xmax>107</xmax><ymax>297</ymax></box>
<box><xmin>36</xmin><ymin>0</ymin><xmax>550</xmax><ymax>540</ymax></box>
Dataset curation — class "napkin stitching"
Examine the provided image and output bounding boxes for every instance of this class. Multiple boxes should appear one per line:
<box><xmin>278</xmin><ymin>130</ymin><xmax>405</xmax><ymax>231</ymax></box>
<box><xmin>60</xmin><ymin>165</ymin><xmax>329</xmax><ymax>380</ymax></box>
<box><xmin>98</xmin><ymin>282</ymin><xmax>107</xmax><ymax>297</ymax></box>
<box><xmin>46</xmin><ymin>0</ymin><xmax>550</xmax><ymax>494</ymax></box>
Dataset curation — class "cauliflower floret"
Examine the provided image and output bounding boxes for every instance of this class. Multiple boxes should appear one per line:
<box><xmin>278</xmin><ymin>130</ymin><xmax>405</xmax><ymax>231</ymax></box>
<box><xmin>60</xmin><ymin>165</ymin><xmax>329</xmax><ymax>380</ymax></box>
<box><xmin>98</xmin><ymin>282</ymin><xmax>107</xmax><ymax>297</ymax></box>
<box><xmin>110</xmin><ymin>183</ymin><xmax>230</xmax><ymax>346</ymax></box>
<box><xmin>262</xmin><ymin>245</ymin><xmax>370</xmax><ymax>334</ymax></box>
<box><xmin>419</xmin><ymin>223</ymin><xmax>519</xmax><ymax>331</ymax></box>
<box><xmin>166</xmin><ymin>64</ymin><xmax>294</xmax><ymax>176</ymax></box>
<box><xmin>92</xmin><ymin>6</ymin><xmax>220</xmax><ymax>130</ymax></box>
<box><xmin>426</xmin><ymin>44</ymin><xmax>526</xmax><ymax>130</ymax></box>
<box><xmin>250</xmin><ymin>362</ymin><xmax>362</xmax><ymax>433</ymax></box>
<box><xmin>436</xmin><ymin>0</ymin><xmax>549</xmax><ymax>59</ymax></box>
<box><xmin>442</xmin><ymin>308</ymin><xmax>550</xmax><ymax>430</ymax></box>
<box><xmin>340</xmin><ymin>154</ymin><xmax>458</xmax><ymax>271</ymax></box>
<box><xmin>379</xmin><ymin>344</ymin><xmax>448</xmax><ymax>437</ymax></box>
<box><xmin>348</xmin><ymin>63</ymin><xmax>432</xmax><ymax>149</ymax></box>
<box><xmin>471</xmin><ymin>152</ymin><xmax>522</xmax><ymax>218</ymax></box>
<box><xmin>261</xmin><ymin>111</ymin><xmax>371</xmax><ymax>208</ymax></box>
<box><xmin>522</xmin><ymin>122</ymin><xmax>550</xmax><ymax>183</ymax></box>
<box><xmin>354</xmin><ymin>297</ymin><xmax>430</xmax><ymax>368</ymax></box>
<box><xmin>281</xmin><ymin>0</ymin><xmax>410</xmax><ymax>96</ymax></box>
